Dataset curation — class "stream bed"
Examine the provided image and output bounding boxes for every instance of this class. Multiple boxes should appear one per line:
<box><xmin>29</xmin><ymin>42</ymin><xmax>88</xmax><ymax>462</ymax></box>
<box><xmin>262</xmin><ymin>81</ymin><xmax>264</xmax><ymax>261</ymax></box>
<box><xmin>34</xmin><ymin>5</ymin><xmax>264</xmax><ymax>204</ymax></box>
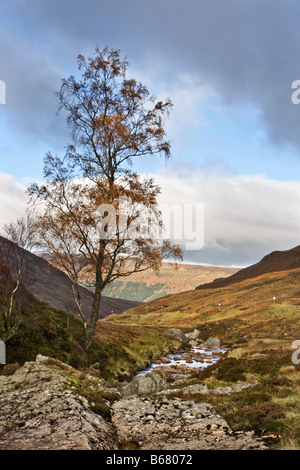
<box><xmin>136</xmin><ymin>345</ymin><xmax>227</xmax><ymax>377</ymax></box>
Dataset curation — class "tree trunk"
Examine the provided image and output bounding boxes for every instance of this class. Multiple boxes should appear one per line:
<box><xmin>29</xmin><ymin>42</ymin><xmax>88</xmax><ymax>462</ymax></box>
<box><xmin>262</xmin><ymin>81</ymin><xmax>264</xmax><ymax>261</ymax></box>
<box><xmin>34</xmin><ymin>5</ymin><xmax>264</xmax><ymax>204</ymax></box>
<box><xmin>85</xmin><ymin>288</ymin><xmax>102</xmax><ymax>350</ymax></box>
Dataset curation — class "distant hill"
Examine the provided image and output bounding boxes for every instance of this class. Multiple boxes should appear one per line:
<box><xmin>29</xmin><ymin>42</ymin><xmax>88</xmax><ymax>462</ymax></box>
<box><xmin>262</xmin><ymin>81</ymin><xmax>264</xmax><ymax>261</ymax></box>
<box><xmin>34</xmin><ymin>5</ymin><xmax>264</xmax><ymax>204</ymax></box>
<box><xmin>82</xmin><ymin>262</ymin><xmax>239</xmax><ymax>302</ymax></box>
<box><xmin>104</xmin><ymin>264</ymin><xmax>300</xmax><ymax>328</ymax></box>
<box><xmin>195</xmin><ymin>245</ymin><xmax>300</xmax><ymax>291</ymax></box>
<box><xmin>0</xmin><ymin>236</ymin><xmax>141</xmax><ymax>318</ymax></box>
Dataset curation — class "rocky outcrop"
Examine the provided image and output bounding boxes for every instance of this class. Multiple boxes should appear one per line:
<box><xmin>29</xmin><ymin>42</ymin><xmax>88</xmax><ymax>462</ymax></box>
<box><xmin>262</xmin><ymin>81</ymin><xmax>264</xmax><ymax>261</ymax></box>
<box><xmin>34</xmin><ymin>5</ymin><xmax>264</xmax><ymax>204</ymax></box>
<box><xmin>159</xmin><ymin>381</ymin><xmax>256</xmax><ymax>396</ymax></box>
<box><xmin>0</xmin><ymin>355</ymin><xmax>264</xmax><ymax>451</ymax></box>
<box><xmin>210</xmin><ymin>382</ymin><xmax>256</xmax><ymax>395</ymax></box>
<box><xmin>111</xmin><ymin>396</ymin><xmax>266</xmax><ymax>450</ymax></box>
<box><xmin>206</xmin><ymin>337</ymin><xmax>221</xmax><ymax>349</ymax></box>
<box><xmin>121</xmin><ymin>372</ymin><xmax>167</xmax><ymax>397</ymax></box>
<box><xmin>180</xmin><ymin>383</ymin><xmax>209</xmax><ymax>394</ymax></box>
<box><xmin>185</xmin><ymin>329</ymin><xmax>201</xmax><ymax>341</ymax></box>
<box><xmin>165</xmin><ymin>328</ymin><xmax>189</xmax><ymax>343</ymax></box>
<box><xmin>0</xmin><ymin>358</ymin><xmax>117</xmax><ymax>450</ymax></box>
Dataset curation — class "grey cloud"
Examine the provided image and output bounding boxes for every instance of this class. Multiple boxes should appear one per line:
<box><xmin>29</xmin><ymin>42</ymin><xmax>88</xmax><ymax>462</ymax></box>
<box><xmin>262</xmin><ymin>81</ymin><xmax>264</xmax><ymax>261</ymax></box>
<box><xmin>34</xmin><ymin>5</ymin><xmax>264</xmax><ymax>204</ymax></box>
<box><xmin>2</xmin><ymin>1</ymin><xmax>300</xmax><ymax>151</ymax></box>
<box><xmin>0</xmin><ymin>23</ymin><xmax>67</xmax><ymax>145</ymax></box>
<box><xmin>2</xmin><ymin>1</ymin><xmax>300</xmax><ymax>267</ymax></box>
<box><xmin>1</xmin><ymin>169</ymin><xmax>300</xmax><ymax>267</ymax></box>
<box><xmin>182</xmin><ymin>243</ymin><xmax>270</xmax><ymax>268</ymax></box>
<box><xmin>154</xmin><ymin>171</ymin><xmax>300</xmax><ymax>266</ymax></box>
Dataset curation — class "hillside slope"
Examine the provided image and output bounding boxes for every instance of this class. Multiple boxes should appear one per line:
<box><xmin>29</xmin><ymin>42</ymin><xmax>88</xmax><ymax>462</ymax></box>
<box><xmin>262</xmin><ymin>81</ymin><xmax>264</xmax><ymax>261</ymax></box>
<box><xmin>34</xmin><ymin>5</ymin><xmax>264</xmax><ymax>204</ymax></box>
<box><xmin>0</xmin><ymin>263</ymin><xmax>180</xmax><ymax>379</ymax></box>
<box><xmin>196</xmin><ymin>245</ymin><xmax>300</xmax><ymax>291</ymax></box>
<box><xmin>0</xmin><ymin>236</ymin><xmax>141</xmax><ymax>318</ymax></box>
<box><xmin>83</xmin><ymin>262</ymin><xmax>239</xmax><ymax>302</ymax></box>
<box><xmin>103</xmin><ymin>263</ymin><xmax>300</xmax><ymax>448</ymax></box>
<box><xmin>104</xmin><ymin>266</ymin><xmax>300</xmax><ymax>327</ymax></box>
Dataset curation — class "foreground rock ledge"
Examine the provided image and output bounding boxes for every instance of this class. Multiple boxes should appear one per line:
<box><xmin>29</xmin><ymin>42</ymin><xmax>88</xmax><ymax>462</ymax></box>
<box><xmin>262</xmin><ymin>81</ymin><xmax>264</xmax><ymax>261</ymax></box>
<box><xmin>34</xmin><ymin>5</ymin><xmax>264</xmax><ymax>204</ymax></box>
<box><xmin>0</xmin><ymin>356</ymin><xmax>266</xmax><ymax>451</ymax></box>
<box><xmin>111</xmin><ymin>396</ymin><xmax>266</xmax><ymax>450</ymax></box>
<box><xmin>0</xmin><ymin>358</ymin><xmax>117</xmax><ymax>450</ymax></box>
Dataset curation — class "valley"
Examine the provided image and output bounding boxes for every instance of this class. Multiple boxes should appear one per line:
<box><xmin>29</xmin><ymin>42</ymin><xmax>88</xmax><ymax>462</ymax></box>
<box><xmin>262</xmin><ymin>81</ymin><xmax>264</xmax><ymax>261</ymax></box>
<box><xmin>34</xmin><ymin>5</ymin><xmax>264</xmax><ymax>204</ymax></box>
<box><xmin>1</xmin><ymin>243</ymin><xmax>300</xmax><ymax>450</ymax></box>
<box><xmin>2</xmin><ymin>3</ymin><xmax>299</xmax><ymax>455</ymax></box>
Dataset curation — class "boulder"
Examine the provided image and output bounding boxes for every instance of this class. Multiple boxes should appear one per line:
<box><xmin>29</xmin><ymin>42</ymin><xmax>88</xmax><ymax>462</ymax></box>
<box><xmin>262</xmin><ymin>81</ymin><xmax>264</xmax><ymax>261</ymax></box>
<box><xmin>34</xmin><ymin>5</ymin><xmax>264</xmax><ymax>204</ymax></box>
<box><xmin>165</xmin><ymin>328</ymin><xmax>189</xmax><ymax>343</ymax></box>
<box><xmin>186</xmin><ymin>329</ymin><xmax>201</xmax><ymax>340</ymax></box>
<box><xmin>121</xmin><ymin>372</ymin><xmax>167</xmax><ymax>397</ymax></box>
<box><xmin>189</xmin><ymin>339</ymin><xmax>203</xmax><ymax>348</ymax></box>
<box><xmin>206</xmin><ymin>337</ymin><xmax>221</xmax><ymax>349</ymax></box>
<box><xmin>181</xmin><ymin>383</ymin><xmax>208</xmax><ymax>394</ymax></box>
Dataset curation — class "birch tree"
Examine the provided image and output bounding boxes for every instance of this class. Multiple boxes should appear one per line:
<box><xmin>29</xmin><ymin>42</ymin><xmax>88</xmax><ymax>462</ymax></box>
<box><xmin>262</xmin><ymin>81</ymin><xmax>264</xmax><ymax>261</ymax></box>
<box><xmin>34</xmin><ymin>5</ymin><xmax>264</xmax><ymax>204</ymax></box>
<box><xmin>29</xmin><ymin>47</ymin><xmax>182</xmax><ymax>350</ymax></box>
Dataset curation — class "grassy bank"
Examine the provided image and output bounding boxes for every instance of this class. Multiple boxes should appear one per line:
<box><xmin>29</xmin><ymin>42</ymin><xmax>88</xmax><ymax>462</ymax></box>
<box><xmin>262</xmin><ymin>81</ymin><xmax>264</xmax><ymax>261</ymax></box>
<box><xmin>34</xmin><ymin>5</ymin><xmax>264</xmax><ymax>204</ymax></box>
<box><xmin>103</xmin><ymin>268</ymin><xmax>300</xmax><ymax>449</ymax></box>
<box><xmin>147</xmin><ymin>305</ymin><xmax>300</xmax><ymax>449</ymax></box>
<box><xmin>104</xmin><ymin>267</ymin><xmax>300</xmax><ymax>327</ymax></box>
<box><xmin>0</xmin><ymin>285</ymin><xmax>181</xmax><ymax>382</ymax></box>
<box><xmin>91</xmin><ymin>322</ymin><xmax>181</xmax><ymax>381</ymax></box>
<box><xmin>2</xmin><ymin>265</ymin><xmax>300</xmax><ymax>448</ymax></box>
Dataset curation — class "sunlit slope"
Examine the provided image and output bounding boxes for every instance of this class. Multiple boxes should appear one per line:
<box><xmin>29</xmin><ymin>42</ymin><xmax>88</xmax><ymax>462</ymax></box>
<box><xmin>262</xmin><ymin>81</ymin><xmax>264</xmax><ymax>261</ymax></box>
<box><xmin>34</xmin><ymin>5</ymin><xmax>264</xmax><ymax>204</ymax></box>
<box><xmin>104</xmin><ymin>267</ymin><xmax>300</xmax><ymax>327</ymax></box>
<box><xmin>83</xmin><ymin>262</ymin><xmax>239</xmax><ymax>302</ymax></box>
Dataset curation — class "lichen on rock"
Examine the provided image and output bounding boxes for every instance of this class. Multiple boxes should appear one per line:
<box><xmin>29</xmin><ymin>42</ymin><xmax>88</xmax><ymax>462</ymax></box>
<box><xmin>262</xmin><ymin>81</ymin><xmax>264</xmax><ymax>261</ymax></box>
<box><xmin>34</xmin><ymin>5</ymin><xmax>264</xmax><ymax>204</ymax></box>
<box><xmin>0</xmin><ymin>356</ymin><xmax>118</xmax><ymax>450</ymax></box>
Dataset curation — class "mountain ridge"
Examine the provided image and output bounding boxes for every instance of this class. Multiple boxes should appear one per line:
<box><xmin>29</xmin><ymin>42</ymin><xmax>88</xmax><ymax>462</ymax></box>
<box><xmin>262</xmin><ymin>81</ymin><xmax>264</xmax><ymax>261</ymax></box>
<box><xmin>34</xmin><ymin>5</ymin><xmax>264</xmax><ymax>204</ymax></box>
<box><xmin>0</xmin><ymin>235</ymin><xmax>141</xmax><ymax>318</ymax></box>
<box><xmin>195</xmin><ymin>245</ymin><xmax>300</xmax><ymax>290</ymax></box>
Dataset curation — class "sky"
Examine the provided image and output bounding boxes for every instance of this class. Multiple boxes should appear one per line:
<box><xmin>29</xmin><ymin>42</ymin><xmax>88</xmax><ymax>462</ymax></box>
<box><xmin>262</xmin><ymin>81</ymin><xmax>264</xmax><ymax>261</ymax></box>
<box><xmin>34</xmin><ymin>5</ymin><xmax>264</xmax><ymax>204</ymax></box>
<box><xmin>1</xmin><ymin>0</ymin><xmax>300</xmax><ymax>266</ymax></box>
